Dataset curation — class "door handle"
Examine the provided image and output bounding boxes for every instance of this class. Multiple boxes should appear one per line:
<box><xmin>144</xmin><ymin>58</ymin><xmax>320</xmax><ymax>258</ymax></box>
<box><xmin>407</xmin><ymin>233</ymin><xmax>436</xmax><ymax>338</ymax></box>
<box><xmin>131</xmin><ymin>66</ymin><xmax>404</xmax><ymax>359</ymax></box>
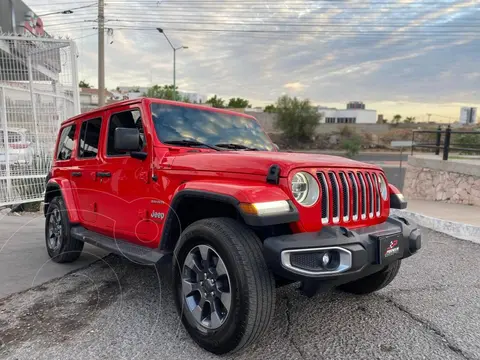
<box><xmin>96</xmin><ymin>172</ymin><xmax>111</xmax><ymax>178</ymax></box>
<box><xmin>71</xmin><ymin>172</ymin><xmax>82</xmax><ymax>177</ymax></box>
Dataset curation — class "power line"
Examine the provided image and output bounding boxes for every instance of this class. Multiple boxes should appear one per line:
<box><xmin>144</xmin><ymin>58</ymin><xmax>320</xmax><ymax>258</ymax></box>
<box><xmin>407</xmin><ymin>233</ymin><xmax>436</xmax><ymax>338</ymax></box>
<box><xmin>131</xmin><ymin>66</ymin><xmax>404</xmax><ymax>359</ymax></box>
<box><xmin>88</xmin><ymin>25</ymin><xmax>480</xmax><ymax>34</ymax></box>
<box><xmin>38</xmin><ymin>3</ymin><xmax>97</xmax><ymax>16</ymax></box>
<box><xmin>105</xmin><ymin>0</ymin><xmax>478</xmax><ymax>4</ymax></box>
<box><xmin>100</xmin><ymin>19</ymin><xmax>480</xmax><ymax>28</ymax></box>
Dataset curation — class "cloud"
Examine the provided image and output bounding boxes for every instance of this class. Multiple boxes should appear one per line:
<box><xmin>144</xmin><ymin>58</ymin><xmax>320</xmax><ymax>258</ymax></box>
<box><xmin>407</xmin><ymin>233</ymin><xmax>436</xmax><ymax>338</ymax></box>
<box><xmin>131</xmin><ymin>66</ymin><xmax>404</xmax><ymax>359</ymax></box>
<box><xmin>283</xmin><ymin>82</ymin><xmax>306</xmax><ymax>91</ymax></box>
<box><xmin>26</xmin><ymin>0</ymin><xmax>480</xmax><ymax>118</ymax></box>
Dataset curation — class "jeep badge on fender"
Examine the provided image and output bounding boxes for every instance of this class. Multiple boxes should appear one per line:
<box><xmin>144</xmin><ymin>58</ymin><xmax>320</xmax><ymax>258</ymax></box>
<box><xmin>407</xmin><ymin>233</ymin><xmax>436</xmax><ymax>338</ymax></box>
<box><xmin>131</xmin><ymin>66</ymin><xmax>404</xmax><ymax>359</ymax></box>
<box><xmin>44</xmin><ymin>98</ymin><xmax>421</xmax><ymax>355</ymax></box>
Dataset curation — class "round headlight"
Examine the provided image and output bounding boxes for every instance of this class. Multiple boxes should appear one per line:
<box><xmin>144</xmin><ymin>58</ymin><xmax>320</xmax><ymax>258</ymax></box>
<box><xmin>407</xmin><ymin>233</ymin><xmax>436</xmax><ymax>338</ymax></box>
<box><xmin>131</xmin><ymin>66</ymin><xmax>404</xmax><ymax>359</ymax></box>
<box><xmin>378</xmin><ymin>175</ymin><xmax>388</xmax><ymax>200</ymax></box>
<box><xmin>291</xmin><ymin>171</ymin><xmax>320</xmax><ymax>207</ymax></box>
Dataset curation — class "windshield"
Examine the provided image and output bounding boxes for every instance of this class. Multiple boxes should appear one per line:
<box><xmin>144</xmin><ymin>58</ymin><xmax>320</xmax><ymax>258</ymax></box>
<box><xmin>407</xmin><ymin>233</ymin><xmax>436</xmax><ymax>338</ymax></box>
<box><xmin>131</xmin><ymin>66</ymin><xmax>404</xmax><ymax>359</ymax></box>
<box><xmin>150</xmin><ymin>103</ymin><xmax>274</xmax><ymax>151</ymax></box>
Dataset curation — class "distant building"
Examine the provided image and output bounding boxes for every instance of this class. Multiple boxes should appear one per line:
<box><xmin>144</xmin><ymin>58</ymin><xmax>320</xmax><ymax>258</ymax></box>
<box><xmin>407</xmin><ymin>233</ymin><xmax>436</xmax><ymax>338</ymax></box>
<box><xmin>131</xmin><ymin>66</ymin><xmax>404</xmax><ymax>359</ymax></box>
<box><xmin>377</xmin><ymin>114</ymin><xmax>385</xmax><ymax>123</ymax></box>
<box><xmin>459</xmin><ymin>107</ymin><xmax>477</xmax><ymax>125</ymax></box>
<box><xmin>80</xmin><ymin>88</ymin><xmax>114</xmax><ymax>112</ymax></box>
<box><xmin>318</xmin><ymin>103</ymin><xmax>377</xmax><ymax>124</ymax></box>
<box><xmin>347</xmin><ymin>101</ymin><xmax>365</xmax><ymax>110</ymax></box>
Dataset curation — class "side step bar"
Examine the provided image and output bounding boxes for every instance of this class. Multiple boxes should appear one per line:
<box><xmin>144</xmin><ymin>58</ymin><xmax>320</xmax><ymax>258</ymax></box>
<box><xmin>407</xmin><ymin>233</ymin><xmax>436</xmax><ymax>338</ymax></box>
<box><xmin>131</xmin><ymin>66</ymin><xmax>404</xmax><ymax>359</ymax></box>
<box><xmin>71</xmin><ymin>226</ymin><xmax>169</xmax><ymax>265</ymax></box>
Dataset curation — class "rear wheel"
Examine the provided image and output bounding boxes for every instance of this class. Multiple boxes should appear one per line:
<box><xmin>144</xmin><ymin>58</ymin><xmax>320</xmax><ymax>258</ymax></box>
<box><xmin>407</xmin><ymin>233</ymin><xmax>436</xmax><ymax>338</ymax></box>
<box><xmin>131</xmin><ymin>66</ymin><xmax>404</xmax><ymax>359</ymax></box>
<box><xmin>338</xmin><ymin>260</ymin><xmax>401</xmax><ymax>295</ymax></box>
<box><xmin>45</xmin><ymin>196</ymin><xmax>84</xmax><ymax>263</ymax></box>
<box><xmin>172</xmin><ymin>218</ymin><xmax>275</xmax><ymax>355</ymax></box>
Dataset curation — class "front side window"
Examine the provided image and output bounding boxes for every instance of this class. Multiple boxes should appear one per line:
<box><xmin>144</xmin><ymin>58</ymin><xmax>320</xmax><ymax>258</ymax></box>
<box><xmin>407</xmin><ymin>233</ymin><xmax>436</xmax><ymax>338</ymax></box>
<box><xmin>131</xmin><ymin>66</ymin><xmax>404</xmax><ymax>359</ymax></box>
<box><xmin>56</xmin><ymin>125</ymin><xmax>76</xmax><ymax>160</ymax></box>
<box><xmin>150</xmin><ymin>103</ymin><xmax>274</xmax><ymax>151</ymax></box>
<box><xmin>78</xmin><ymin>118</ymin><xmax>102</xmax><ymax>158</ymax></box>
<box><xmin>106</xmin><ymin>109</ymin><xmax>145</xmax><ymax>156</ymax></box>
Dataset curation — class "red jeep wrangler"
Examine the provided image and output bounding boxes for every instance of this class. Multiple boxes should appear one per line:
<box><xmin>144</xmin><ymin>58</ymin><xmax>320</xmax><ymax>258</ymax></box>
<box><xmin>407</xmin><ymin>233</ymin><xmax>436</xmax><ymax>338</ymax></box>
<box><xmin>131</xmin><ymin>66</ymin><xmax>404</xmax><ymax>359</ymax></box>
<box><xmin>44</xmin><ymin>98</ymin><xmax>421</xmax><ymax>354</ymax></box>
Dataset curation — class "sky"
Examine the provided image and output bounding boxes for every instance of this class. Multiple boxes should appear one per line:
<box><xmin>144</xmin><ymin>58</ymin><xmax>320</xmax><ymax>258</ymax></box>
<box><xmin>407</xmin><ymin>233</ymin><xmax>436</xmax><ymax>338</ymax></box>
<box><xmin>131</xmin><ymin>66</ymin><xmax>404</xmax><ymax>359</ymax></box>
<box><xmin>27</xmin><ymin>0</ymin><xmax>480</xmax><ymax>121</ymax></box>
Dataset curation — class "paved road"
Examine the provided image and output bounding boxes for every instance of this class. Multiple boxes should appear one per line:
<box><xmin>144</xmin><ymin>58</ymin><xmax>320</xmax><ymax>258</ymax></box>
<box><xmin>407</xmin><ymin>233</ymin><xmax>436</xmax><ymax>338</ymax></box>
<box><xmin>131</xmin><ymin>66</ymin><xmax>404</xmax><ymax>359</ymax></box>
<box><xmin>0</xmin><ymin>214</ymin><xmax>107</xmax><ymax>299</ymax></box>
<box><xmin>1</xmin><ymin>224</ymin><xmax>479</xmax><ymax>360</ymax></box>
<box><xmin>301</xmin><ymin>150</ymin><xmax>409</xmax><ymax>163</ymax></box>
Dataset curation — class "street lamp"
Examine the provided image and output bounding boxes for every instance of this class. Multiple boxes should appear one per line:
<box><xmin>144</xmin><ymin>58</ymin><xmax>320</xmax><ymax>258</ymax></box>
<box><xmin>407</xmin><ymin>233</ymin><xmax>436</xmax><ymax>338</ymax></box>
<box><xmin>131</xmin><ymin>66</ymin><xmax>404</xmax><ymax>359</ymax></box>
<box><xmin>156</xmin><ymin>28</ymin><xmax>188</xmax><ymax>101</ymax></box>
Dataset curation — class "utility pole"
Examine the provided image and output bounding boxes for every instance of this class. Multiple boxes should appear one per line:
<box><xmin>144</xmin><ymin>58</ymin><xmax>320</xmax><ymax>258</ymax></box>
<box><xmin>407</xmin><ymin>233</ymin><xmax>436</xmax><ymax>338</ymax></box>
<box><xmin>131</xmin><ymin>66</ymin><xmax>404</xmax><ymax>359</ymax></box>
<box><xmin>98</xmin><ymin>0</ymin><xmax>105</xmax><ymax>107</ymax></box>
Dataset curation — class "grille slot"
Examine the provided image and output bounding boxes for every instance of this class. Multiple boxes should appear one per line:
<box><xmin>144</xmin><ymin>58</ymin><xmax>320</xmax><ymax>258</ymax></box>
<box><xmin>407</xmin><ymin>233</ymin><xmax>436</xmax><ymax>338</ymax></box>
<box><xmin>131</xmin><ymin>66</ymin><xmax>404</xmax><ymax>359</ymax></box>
<box><xmin>365</xmin><ymin>173</ymin><xmax>374</xmax><ymax>218</ymax></box>
<box><xmin>358</xmin><ymin>172</ymin><xmax>367</xmax><ymax>219</ymax></box>
<box><xmin>372</xmin><ymin>173</ymin><xmax>381</xmax><ymax>217</ymax></box>
<box><xmin>348</xmin><ymin>172</ymin><xmax>359</xmax><ymax>220</ymax></box>
<box><xmin>339</xmin><ymin>172</ymin><xmax>349</xmax><ymax>221</ymax></box>
<box><xmin>318</xmin><ymin>172</ymin><xmax>329</xmax><ymax>224</ymax></box>
<box><xmin>328</xmin><ymin>172</ymin><xmax>340</xmax><ymax>223</ymax></box>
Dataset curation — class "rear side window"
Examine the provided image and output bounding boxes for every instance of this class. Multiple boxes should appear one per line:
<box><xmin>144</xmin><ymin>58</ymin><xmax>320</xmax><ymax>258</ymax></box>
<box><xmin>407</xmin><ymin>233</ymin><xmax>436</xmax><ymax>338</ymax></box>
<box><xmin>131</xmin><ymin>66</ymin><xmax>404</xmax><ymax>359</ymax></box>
<box><xmin>106</xmin><ymin>109</ymin><xmax>145</xmax><ymax>156</ymax></box>
<box><xmin>56</xmin><ymin>125</ymin><xmax>76</xmax><ymax>160</ymax></box>
<box><xmin>78</xmin><ymin>118</ymin><xmax>102</xmax><ymax>158</ymax></box>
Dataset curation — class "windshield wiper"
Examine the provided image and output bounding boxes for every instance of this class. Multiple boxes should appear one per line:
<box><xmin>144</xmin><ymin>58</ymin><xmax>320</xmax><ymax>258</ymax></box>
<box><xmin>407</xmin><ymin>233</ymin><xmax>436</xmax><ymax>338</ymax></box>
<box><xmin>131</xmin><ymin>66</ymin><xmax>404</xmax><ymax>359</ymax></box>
<box><xmin>215</xmin><ymin>143</ymin><xmax>259</xmax><ymax>151</ymax></box>
<box><xmin>164</xmin><ymin>140</ymin><xmax>221</xmax><ymax>151</ymax></box>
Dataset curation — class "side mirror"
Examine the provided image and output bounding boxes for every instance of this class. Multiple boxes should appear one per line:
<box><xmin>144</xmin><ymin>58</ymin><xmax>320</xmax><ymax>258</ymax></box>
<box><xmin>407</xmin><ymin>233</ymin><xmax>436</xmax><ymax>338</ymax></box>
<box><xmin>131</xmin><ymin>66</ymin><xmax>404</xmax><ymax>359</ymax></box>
<box><xmin>114</xmin><ymin>127</ymin><xmax>140</xmax><ymax>152</ymax></box>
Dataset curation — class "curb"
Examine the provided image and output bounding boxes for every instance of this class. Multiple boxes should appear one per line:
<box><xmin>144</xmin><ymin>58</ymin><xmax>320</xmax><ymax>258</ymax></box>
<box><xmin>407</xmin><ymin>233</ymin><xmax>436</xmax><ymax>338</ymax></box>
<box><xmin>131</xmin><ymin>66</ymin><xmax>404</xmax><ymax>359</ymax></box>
<box><xmin>391</xmin><ymin>209</ymin><xmax>480</xmax><ymax>245</ymax></box>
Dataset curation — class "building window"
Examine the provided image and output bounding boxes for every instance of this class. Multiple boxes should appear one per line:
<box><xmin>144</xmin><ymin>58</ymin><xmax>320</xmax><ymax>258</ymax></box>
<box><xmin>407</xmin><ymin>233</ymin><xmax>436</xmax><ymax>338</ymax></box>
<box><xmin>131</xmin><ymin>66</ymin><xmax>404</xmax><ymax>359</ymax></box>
<box><xmin>325</xmin><ymin>117</ymin><xmax>336</xmax><ymax>123</ymax></box>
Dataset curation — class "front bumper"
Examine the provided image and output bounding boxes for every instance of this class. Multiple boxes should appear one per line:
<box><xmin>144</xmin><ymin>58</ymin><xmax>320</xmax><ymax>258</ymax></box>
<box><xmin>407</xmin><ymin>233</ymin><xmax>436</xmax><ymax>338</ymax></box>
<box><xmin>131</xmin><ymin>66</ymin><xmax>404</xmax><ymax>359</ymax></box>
<box><xmin>263</xmin><ymin>215</ymin><xmax>421</xmax><ymax>286</ymax></box>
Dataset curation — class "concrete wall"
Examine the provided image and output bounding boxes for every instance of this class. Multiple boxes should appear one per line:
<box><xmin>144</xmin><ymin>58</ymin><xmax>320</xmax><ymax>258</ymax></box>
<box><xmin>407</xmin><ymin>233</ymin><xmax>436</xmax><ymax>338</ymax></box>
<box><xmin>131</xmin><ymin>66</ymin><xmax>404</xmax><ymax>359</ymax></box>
<box><xmin>403</xmin><ymin>155</ymin><xmax>480</xmax><ymax>206</ymax></box>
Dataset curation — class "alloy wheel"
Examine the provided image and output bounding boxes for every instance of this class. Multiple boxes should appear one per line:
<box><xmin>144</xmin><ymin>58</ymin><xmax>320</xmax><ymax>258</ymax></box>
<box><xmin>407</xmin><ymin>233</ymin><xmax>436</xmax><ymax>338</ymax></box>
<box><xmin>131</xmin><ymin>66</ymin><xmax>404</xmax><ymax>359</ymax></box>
<box><xmin>181</xmin><ymin>244</ymin><xmax>232</xmax><ymax>330</ymax></box>
<box><xmin>48</xmin><ymin>208</ymin><xmax>63</xmax><ymax>251</ymax></box>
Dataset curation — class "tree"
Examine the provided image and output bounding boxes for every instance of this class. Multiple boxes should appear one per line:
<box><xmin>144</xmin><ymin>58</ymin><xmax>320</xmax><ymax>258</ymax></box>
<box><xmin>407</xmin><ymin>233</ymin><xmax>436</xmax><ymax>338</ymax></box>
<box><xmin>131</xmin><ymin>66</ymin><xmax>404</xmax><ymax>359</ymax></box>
<box><xmin>274</xmin><ymin>95</ymin><xmax>320</xmax><ymax>142</ymax></box>
<box><xmin>143</xmin><ymin>84</ymin><xmax>190</xmax><ymax>102</ymax></box>
<box><xmin>392</xmin><ymin>114</ymin><xmax>402</xmax><ymax>125</ymax></box>
<box><xmin>404</xmin><ymin>116</ymin><xmax>416</xmax><ymax>123</ymax></box>
<box><xmin>206</xmin><ymin>95</ymin><xmax>225</xmax><ymax>108</ymax></box>
<box><xmin>264</xmin><ymin>104</ymin><xmax>277</xmax><ymax>113</ymax></box>
<box><xmin>79</xmin><ymin>80</ymin><xmax>91</xmax><ymax>88</ymax></box>
<box><xmin>227</xmin><ymin>97</ymin><xmax>250</xmax><ymax>108</ymax></box>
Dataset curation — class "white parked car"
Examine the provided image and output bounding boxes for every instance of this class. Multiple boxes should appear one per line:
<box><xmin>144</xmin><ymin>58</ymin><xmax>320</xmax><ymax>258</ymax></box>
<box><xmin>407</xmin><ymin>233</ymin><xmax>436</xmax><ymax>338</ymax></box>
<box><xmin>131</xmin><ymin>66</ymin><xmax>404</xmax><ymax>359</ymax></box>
<box><xmin>0</xmin><ymin>128</ymin><xmax>36</xmax><ymax>168</ymax></box>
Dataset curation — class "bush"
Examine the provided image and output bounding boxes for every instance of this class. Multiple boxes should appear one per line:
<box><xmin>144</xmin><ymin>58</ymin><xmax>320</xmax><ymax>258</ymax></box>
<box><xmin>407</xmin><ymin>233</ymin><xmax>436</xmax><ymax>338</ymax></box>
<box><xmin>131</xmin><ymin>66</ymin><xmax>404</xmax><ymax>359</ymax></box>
<box><xmin>341</xmin><ymin>135</ymin><xmax>362</xmax><ymax>158</ymax></box>
<box><xmin>274</xmin><ymin>95</ymin><xmax>320</xmax><ymax>143</ymax></box>
<box><xmin>454</xmin><ymin>132</ymin><xmax>480</xmax><ymax>155</ymax></box>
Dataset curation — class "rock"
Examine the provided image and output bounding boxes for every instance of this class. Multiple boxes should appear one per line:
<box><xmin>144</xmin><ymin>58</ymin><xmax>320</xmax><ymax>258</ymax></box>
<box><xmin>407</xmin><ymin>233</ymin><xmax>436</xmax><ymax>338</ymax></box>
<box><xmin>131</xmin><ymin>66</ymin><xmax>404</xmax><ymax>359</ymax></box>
<box><xmin>468</xmin><ymin>176</ymin><xmax>475</xmax><ymax>185</ymax></box>
<box><xmin>458</xmin><ymin>189</ymin><xmax>469</xmax><ymax>200</ymax></box>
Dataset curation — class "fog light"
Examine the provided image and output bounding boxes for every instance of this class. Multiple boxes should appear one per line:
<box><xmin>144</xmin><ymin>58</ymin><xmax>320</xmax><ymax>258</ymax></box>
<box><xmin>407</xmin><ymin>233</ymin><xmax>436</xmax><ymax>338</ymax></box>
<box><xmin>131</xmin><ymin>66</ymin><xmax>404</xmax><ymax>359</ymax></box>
<box><xmin>321</xmin><ymin>252</ymin><xmax>331</xmax><ymax>267</ymax></box>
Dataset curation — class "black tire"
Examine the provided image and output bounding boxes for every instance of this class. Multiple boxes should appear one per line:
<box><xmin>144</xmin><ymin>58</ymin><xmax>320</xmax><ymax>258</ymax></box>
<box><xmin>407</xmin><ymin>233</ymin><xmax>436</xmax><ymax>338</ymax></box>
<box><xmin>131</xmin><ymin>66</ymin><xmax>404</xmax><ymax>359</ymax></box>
<box><xmin>338</xmin><ymin>260</ymin><xmax>401</xmax><ymax>295</ymax></box>
<box><xmin>45</xmin><ymin>196</ymin><xmax>84</xmax><ymax>263</ymax></box>
<box><xmin>172</xmin><ymin>217</ymin><xmax>275</xmax><ymax>355</ymax></box>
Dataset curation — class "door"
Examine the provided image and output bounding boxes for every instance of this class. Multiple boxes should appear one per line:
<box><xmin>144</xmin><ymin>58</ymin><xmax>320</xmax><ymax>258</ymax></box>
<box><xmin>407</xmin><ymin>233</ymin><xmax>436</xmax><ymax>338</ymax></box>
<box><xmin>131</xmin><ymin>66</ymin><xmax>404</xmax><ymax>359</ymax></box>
<box><xmin>72</xmin><ymin>117</ymin><xmax>103</xmax><ymax>227</ymax></box>
<box><xmin>94</xmin><ymin>104</ymin><xmax>157</xmax><ymax>246</ymax></box>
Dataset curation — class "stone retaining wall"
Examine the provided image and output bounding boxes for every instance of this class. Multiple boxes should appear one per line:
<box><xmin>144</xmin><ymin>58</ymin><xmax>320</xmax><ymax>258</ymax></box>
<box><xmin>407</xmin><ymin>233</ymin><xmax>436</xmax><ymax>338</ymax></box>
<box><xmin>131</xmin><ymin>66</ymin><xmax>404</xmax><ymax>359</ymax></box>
<box><xmin>403</xmin><ymin>155</ymin><xmax>480</xmax><ymax>206</ymax></box>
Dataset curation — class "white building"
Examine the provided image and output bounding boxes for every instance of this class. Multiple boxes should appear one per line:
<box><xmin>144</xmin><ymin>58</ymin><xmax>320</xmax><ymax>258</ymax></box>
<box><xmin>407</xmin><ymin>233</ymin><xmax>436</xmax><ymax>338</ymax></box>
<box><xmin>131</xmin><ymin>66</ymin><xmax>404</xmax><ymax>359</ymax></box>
<box><xmin>459</xmin><ymin>107</ymin><xmax>477</xmax><ymax>125</ymax></box>
<box><xmin>318</xmin><ymin>103</ymin><xmax>377</xmax><ymax>124</ymax></box>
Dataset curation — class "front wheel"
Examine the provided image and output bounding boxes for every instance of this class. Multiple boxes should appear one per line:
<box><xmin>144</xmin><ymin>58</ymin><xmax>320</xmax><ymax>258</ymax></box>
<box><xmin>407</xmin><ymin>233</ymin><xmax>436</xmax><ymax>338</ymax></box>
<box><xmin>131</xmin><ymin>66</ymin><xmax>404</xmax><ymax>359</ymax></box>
<box><xmin>172</xmin><ymin>218</ymin><xmax>275</xmax><ymax>355</ymax></box>
<box><xmin>338</xmin><ymin>260</ymin><xmax>401</xmax><ymax>295</ymax></box>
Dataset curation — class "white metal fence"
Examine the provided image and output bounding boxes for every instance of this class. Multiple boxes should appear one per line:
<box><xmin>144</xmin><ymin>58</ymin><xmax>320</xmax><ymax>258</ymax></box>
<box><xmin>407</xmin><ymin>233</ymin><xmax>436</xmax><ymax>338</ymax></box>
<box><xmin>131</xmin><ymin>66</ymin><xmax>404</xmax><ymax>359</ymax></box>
<box><xmin>0</xmin><ymin>35</ymin><xmax>80</xmax><ymax>207</ymax></box>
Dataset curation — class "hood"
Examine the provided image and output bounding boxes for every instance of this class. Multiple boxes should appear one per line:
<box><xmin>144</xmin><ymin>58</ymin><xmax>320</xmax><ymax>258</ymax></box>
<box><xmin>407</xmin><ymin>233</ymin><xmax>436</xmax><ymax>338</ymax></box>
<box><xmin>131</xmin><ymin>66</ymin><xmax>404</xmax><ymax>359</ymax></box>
<box><xmin>169</xmin><ymin>150</ymin><xmax>381</xmax><ymax>176</ymax></box>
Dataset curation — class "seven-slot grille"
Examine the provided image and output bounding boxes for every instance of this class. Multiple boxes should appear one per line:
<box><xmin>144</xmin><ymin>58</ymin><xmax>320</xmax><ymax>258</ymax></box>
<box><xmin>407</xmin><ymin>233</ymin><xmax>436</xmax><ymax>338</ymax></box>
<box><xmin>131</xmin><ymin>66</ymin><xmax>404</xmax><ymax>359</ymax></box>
<box><xmin>317</xmin><ymin>170</ymin><xmax>384</xmax><ymax>224</ymax></box>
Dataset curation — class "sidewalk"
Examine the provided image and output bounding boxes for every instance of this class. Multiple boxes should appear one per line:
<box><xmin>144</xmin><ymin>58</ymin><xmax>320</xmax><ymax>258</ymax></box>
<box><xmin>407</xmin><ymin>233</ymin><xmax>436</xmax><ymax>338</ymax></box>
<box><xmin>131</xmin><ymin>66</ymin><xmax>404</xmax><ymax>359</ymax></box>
<box><xmin>393</xmin><ymin>199</ymin><xmax>480</xmax><ymax>244</ymax></box>
<box><xmin>407</xmin><ymin>200</ymin><xmax>480</xmax><ymax>227</ymax></box>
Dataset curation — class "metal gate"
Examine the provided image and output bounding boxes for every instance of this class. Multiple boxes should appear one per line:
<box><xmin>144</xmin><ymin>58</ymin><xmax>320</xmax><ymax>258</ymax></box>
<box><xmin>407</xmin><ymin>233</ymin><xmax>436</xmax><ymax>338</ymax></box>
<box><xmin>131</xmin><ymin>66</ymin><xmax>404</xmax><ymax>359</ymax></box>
<box><xmin>0</xmin><ymin>35</ymin><xmax>80</xmax><ymax>207</ymax></box>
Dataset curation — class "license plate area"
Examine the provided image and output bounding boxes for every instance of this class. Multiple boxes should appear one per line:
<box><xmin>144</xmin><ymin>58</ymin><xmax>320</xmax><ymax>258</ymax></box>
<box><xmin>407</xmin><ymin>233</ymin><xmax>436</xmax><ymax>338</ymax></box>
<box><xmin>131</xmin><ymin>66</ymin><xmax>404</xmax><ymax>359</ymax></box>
<box><xmin>374</xmin><ymin>232</ymin><xmax>402</xmax><ymax>264</ymax></box>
